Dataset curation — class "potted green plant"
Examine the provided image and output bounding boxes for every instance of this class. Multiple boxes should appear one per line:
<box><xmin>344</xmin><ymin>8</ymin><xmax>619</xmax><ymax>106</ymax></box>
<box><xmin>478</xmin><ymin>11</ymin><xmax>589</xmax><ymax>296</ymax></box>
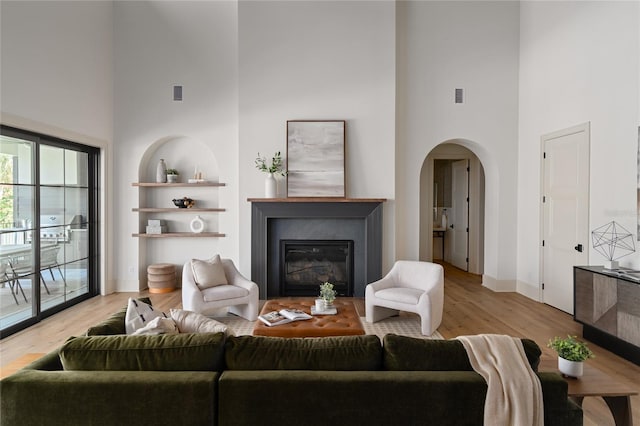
<box><xmin>255</xmin><ymin>151</ymin><xmax>285</xmax><ymax>198</ymax></box>
<box><xmin>318</xmin><ymin>282</ymin><xmax>337</xmax><ymax>309</ymax></box>
<box><xmin>166</xmin><ymin>168</ymin><xmax>179</xmax><ymax>183</ymax></box>
<box><xmin>548</xmin><ymin>335</ymin><xmax>595</xmax><ymax>378</ymax></box>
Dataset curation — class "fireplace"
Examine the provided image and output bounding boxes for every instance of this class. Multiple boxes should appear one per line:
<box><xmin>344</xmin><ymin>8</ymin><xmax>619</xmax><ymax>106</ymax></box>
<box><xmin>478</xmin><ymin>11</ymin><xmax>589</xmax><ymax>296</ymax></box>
<box><xmin>249</xmin><ymin>198</ymin><xmax>385</xmax><ymax>298</ymax></box>
<box><xmin>280</xmin><ymin>240</ymin><xmax>354</xmax><ymax>297</ymax></box>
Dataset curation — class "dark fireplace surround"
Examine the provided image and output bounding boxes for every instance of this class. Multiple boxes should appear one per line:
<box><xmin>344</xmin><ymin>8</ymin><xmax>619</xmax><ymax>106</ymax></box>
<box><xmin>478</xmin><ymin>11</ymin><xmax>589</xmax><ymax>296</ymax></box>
<box><xmin>250</xmin><ymin>199</ymin><xmax>385</xmax><ymax>298</ymax></box>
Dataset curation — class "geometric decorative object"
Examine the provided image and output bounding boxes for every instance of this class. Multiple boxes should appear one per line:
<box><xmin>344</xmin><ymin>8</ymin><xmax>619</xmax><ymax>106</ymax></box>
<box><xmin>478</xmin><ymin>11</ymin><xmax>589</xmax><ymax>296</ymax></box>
<box><xmin>591</xmin><ymin>221</ymin><xmax>636</xmax><ymax>270</ymax></box>
<box><xmin>287</xmin><ymin>120</ymin><xmax>346</xmax><ymax>197</ymax></box>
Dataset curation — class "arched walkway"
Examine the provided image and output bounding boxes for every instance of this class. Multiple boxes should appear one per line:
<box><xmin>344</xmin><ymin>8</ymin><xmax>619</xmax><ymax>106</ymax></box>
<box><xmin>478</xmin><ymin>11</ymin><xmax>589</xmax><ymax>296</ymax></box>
<box><xmin>420</xmin><ymin>141</ymin><xmax>486</xmax><ymax>275</ymax></box>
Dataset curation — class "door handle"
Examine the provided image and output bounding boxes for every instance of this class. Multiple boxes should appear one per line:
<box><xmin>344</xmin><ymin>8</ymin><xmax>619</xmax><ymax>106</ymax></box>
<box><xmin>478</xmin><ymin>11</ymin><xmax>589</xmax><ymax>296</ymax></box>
<box><xmin>449</xmin><ymin>224</ymin><xmax>454</xmax><ymax>229</ymax></box>
<box><xmin>574</xmin><ymin>244</ymin><xmax>583</xmax><ymax>252</ymax></box>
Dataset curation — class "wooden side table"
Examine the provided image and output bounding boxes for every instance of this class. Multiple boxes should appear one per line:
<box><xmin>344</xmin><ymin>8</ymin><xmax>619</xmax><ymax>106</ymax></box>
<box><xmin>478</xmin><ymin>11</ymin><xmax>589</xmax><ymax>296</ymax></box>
<box><xmin>541</xmin><ymin>359</ymin><xmax>637</xmax><ymax>426</ymax></box>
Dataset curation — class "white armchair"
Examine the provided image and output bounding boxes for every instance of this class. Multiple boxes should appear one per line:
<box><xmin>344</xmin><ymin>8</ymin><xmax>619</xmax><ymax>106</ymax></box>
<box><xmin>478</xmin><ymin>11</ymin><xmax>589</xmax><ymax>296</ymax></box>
<box><xmin>182</xmin><ymin>258</ymin><xmax>259</xmax><ymax>321</ymax></box>
<box><xmin>365</xmin><ymin>260</ymin><xmax>444</xmax><ymax>336</ymax></box>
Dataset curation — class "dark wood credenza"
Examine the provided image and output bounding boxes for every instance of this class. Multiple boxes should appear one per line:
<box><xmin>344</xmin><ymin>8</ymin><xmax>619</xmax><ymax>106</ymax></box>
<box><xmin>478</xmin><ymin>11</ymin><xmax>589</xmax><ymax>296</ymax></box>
<box><xmin>574</xmin><ymin>266</ymin><xmax>640</xmax><ymax>365</ymax></box>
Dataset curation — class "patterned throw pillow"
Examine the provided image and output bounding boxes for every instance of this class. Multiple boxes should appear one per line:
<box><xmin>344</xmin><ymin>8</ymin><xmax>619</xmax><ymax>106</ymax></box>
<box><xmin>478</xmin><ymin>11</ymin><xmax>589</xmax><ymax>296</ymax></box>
<box><xmin>131</xmin><ymin>316</ymin><xmax>179</xmax><ymax>335</ymax></box>
<box><xmin>124</xmin><ymin>297</ymin><xmax>169</xmax><ymax>334</ymax></box>
<box><xmin>190</xmin><ymin>254</ymin><xmax>228</xmax><ymax>290</ymax></box>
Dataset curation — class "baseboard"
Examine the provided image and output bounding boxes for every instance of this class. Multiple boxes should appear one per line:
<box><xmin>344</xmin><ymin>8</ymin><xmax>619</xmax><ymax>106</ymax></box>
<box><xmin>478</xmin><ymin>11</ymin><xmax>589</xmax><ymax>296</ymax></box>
<box><xmin>482</xmin><ymin>274</ymin><xmax>516</xmax><ymax>292</ymax></box>
<box><xmin>516</xmin><ymin>280</ymin><xmax>541</xmax><ymax>301</ymax></box>
<box><xmin>115</xmin><ymin>279</ymin><xmax>140</xmax><ymax>292</ymax></box>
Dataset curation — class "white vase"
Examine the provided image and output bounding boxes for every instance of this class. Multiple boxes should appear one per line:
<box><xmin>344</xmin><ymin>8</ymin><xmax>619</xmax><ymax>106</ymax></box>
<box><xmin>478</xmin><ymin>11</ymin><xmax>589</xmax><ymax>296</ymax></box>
<box><xmin>265</xmin><ymin>173</ymin><xmax>277</xmax><ymax>198</ymax></box>
<box><xmin>558</xmin><ymin>357</ymin><xmax>583</xmax><ymax>378</ymax></box>
<box><xmin>156</xmin><ymin>159</ymin><xmax>167</xmax><ymax>183</ymax></box>
<box><xmin>167</xmin><ymin>174</ymin><xmax>178</xmax><ymax>183</ymax></box>
<box><xmin>190</xmin><ymin>215</ymin><xmax>204</xmax><ymax>233</ymax></box>
<box><xmin>315</xmin><ymin>298</ymin><xmax>326</xmax><ymax>311</ymax></box>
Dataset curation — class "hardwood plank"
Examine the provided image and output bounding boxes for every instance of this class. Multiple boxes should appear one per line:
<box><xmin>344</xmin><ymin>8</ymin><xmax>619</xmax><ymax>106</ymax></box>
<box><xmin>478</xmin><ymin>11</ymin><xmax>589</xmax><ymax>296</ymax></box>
<box><xmin>1</xmin><ymin>263</ymin><xmax>638</xmax><ymax>425</ymax></box>
<box><xmin>0</xmin><ymin>353</ymin><xmax>45</xmax><ymax>379</ymax></box>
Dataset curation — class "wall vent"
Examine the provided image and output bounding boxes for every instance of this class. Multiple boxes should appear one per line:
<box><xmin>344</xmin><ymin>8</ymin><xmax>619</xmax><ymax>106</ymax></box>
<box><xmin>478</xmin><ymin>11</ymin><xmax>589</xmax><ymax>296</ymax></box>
<box><xmin>455</xmin><ymin>88</ymin><xmax>464</xmax><ymax>104</ymax></box>
<box><xmin>173</xmin><ymin>85</ymin><xmax>183</xmax><ymax>101</ymax></box>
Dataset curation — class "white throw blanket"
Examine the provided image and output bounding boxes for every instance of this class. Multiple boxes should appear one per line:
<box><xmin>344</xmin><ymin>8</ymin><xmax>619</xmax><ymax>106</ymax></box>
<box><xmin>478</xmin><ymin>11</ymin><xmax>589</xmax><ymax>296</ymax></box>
<box><xmin>457</xmin><ymin>334</ymin><xmax>544</xmax><ymax>426</ymax></box>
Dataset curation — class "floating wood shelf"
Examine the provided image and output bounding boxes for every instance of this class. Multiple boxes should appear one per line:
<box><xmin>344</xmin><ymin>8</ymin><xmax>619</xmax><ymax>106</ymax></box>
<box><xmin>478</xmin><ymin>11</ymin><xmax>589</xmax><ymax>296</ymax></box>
<box><xmin>133</xmin><ymin>181</ymin><xmax>226</xmax><ymax>238</ymax></box>
<box><xmin>132</xmin><ymin>182</ymin><xmax>226</xmax><ymax>187</ymax></box>
<box><xmin>247</xmin><ymin>197</ymin><xmax>386</xmax><ymax>203</ymax></box>
<box><xmin>133</xmin><ymin>232</ymin><xmax>226</xmax><ymax>238</ymax></box>
<box><xmin>132</xmin><ymin>208</ymin><xmax>226</xmax><ymax>213</ymax></box>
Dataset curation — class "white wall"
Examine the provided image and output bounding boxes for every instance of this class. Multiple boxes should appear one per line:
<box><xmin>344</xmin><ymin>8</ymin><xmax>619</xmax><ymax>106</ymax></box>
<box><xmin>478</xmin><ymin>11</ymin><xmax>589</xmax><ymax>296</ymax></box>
<box><xmin>0</xmin><ymin>0</ymin><xmax>114</xmax><ymax>293</ymax></box>
<box><xmin>396</xmin><ymin>1</ymin><xmax>520</xmax><ymax>287</ymax></box>
<box><xmin>517</xmin><ymin>1</ymin><xmax>640</xmax><ymax>295</ymax></box>
<box><xmin>113</xmin><ymin>1</ymin><xmax>239</xmax><ymax>291</ymax></box>
<box><xmin>0</xmin><ymin>1</ymin><xmax>113</xmax><ymax>142</ymax></box>
<box><xmin>237</xmin><ymin>1</ymin><xmax>397</xmax><ymax>275</ymax></box>
<box><xmin>5</xmin><ymin>1</ymin><xmax>637</xmax><ymax>300</ymax></box>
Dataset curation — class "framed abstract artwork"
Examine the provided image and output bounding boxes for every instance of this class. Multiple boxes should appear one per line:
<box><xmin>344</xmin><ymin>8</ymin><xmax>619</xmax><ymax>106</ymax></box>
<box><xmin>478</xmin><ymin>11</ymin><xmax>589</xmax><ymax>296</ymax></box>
<box><xmin>286</xmin><ymin>120</ymin><xmax>346</xmax><ymax>197</ymax></box>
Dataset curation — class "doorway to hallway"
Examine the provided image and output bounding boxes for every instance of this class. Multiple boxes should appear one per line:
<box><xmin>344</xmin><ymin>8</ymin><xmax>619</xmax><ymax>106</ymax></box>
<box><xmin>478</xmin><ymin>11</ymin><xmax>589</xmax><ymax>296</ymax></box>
<box><xmin>421</xmin><ymin>142</ymin><xmax>485</xmax><ymax>275</ymax></box>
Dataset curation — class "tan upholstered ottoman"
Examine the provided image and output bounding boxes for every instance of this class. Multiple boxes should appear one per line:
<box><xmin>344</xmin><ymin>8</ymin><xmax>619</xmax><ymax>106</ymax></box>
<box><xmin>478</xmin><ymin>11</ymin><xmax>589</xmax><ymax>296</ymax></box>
<box><xmin>253</xmin><ymin>298</ymin><xmax>365</xmax><ymax>337</ymax></box>
<box><xmin>147</xmin><ymin>263</ymin><xmax>176</xmax><ymax>294</ymax></box>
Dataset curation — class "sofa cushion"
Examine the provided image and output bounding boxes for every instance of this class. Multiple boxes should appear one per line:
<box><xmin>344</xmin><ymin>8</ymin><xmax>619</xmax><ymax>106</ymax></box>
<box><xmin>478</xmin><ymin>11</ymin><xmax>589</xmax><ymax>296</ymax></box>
<box><xmin>383</xmin><ymin>334</ymin><xmax>541</xmax><ymax>371</ymax></box>
<box><xmin>191</xmin><ymin>255</ymin><xmax>228</xmax><ymax>289</ymax></box>
<box><xmin>125</xmin><ymin>298</ymin><xmax>169</xmax><ymax>334</ymax></box>
<box><xmin>131</xmin><ymin>317</ymin><xmax>179</xmax><ymax>335</ymax></box>
<box><xmin>59</xmin><ymin>332</ymin><xmax>226</xmax><ymax>371</ymax></box>
<box><xmin>86</xmin><ymin>297</ymin><xmax>152</xmax><ymax>336</ymax></box>
<box><xmin>202</xmin><ymin>285</ymin><xmax>248</xmax><ymax>302</ymax></box>
<box><xmin>225</xmin><ymin>335</ymin><xmax>383</xmax><ymax>371</ymax></box>
<box><xmin>170</xmin><ymin>308</ymin><xmax>230</xmax><ymax>335</ymax></box>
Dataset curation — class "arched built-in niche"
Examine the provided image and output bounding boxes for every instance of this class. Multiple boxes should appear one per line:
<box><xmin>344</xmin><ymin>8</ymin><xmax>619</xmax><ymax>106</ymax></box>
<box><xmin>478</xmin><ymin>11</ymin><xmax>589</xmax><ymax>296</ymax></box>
<box><xmin>135</xmin><ymin>136</ymin><xmax>224</xmax><ymax>290</ymax></box>
<box><xmin>420</xmin><ymin>140</ymin><xmax>486</xmax><ymax>275</ymax></box>
<box><xmin>138</xmin><ymin>136</ymin><xmax>220</xmax><ymax>184</ymax></box>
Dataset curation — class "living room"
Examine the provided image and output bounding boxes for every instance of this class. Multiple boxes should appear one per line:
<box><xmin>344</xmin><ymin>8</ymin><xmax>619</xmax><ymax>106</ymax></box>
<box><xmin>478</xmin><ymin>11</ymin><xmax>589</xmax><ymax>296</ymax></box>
<box><xmin>1</xmin><ymin>1</ymin><xmax>639</xmax><ymax>425</ymax></box>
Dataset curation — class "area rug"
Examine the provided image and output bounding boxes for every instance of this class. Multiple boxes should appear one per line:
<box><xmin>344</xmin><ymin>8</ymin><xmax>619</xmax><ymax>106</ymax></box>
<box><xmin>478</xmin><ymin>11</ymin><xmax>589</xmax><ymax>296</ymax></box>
<box><xmin>214</xmin><ymin>314</ymin><xmax>443</xmax><ymax>340</ymax></box>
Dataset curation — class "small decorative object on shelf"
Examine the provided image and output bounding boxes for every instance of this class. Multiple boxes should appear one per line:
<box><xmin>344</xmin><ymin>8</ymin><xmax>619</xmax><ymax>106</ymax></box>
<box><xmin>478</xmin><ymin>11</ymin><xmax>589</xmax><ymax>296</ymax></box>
<box><xmin>188</xmin><ymin>164</ymin><xmax>205</xmax><ymax>183</ymax></box>
<box><xmin>172</xmin><ymin>197</ymin><xmax>195</xmax><ymax>208</ymax></box>
<box><xmin>591</xmin><ymin>221</ymin><xmax>635</xmax><ymax>270</ymax></box>
<box><xmin>255</xmin><ymin>151</ymin><xmax>285</xmax><ymax>198</ymax></box>
<box><xmin>156</xmin><ymin>159</ymin><xmax>167</xmax><ymax>183</ymax></box>
<box><xmin>146</xmin><ymin>219</ymin><xmax>167</xmax><ymax>234</ymax></box>
<box><xmin>190</xmin><ymin>215</ymin><xmax>204</xmax><ymax>233</ymax></box>
<box><xmin>166</xmin><ymin>168</ymin><xmax>179</xmax><ymax>183</ymax></box>
<box><xmin>547</xmin><ymin>335</ymin><xmax>595</xmax><ymax>378</ymax></box>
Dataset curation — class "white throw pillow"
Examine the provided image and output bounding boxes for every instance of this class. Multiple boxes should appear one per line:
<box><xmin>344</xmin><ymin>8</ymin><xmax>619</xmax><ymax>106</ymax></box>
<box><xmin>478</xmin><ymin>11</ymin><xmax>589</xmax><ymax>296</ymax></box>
<box><xmin>131</xmin><ymin>316</ymin><xmax>179</xmax><ymax>335</ymax></box>
<box><xmin>170</xmin><ymin>308</ymin><xmax>231</xmax><ymax>335</ymax></box>
<box><xmin>124</xmin><ymin>298</ymin><xmax>168</xmax><ymax>335</ymax></box>
<box><xmin>191</xmin><ymin>255</ymin><xmax>228</xmax><ymax>290</ymax></box>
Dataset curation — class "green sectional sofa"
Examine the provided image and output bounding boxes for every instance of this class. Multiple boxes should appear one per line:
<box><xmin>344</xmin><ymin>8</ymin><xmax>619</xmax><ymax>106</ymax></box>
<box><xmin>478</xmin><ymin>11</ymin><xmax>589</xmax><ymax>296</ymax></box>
<box><xmin>1</xmin><ymin>305</ymin><xmax>582</xmax><ymax>426</ymax></box>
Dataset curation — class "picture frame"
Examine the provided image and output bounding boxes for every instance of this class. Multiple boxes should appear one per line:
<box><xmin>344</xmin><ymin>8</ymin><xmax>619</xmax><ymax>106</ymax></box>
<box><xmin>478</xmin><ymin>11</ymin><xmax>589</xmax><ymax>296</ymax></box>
<box><xmin>286</xmin><ymin>120</ymin><xmax>346</xmax><ymax>197</ymax></box>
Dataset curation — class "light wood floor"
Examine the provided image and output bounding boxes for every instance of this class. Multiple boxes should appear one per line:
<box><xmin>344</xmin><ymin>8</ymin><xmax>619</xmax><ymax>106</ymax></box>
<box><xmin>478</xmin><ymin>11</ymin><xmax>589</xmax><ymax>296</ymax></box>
<box><xmin>1</xmin><ymin>262</ymin><xmax>638</xmax><ymax>425</ymax></box>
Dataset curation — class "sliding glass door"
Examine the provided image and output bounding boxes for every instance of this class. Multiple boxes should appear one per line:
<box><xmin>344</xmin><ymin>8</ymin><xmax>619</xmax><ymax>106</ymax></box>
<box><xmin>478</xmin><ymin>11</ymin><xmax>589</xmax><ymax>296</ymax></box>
<box><xmin>0</xmin><ymin>126</ymin><xmax>99</xmax><ymax>337</ymax></box>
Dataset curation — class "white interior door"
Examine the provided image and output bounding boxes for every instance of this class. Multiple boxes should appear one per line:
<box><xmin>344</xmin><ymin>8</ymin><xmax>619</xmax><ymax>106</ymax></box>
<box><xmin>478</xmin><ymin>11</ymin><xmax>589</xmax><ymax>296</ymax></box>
<box><xmin>542</xmin><ymin>123</ymin><xmax>590</xmax><ymax>314</ymax></box>
<box><xmin>451</xmin><ymin>160</ymin><xmax>469</xmax><ymax>271</ymax></box>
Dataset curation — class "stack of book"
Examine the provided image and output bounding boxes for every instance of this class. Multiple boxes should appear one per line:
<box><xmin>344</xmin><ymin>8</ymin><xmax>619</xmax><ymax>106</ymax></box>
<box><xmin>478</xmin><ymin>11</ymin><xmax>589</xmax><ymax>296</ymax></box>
<box><xmin>258</xmin><ymin>309</ymin><xmax>312</xmax><ymax>326</ymax></box>
<box><xmin>146</xmin><ymin>219</ymin><xmax>167</xmax><ymax>234</ymax></box>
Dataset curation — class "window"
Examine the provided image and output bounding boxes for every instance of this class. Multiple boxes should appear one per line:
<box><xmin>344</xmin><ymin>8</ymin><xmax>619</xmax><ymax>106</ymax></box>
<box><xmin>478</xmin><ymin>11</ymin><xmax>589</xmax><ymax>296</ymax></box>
<box><xmin>0</xmin><ymin>126</ymin><xmax>99</xmax><ymax>337</ymax></box>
